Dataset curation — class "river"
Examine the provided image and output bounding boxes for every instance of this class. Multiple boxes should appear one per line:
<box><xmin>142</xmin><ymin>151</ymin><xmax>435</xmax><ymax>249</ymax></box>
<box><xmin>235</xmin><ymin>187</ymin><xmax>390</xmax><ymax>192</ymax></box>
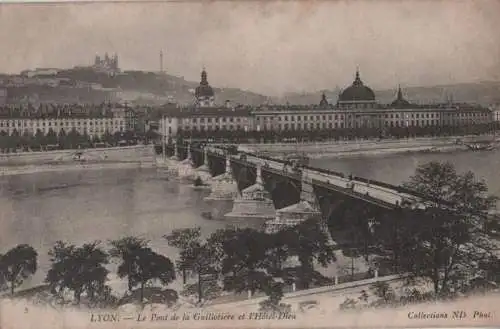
<box><xmin>312</xmin><ymin>149</ymin><xmax>500</xmax><ymax>199</ymax></box>
<box><xmin>0</xmin><ymin>149</ymin><xmax>499</xmax><ymax>291</ymax></box>
<box><xmin>0</xmin><ymin>168</ymin><xmax>225</xmax><ymax>291</ymax></box>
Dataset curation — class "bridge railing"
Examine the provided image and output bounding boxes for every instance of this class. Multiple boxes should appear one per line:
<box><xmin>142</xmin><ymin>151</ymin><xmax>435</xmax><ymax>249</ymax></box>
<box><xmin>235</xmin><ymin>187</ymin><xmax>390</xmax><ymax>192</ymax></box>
<box><xmin>208</xmin><ymin>145</ymin><xmax>457</xmax><ymax>208</ymax></box>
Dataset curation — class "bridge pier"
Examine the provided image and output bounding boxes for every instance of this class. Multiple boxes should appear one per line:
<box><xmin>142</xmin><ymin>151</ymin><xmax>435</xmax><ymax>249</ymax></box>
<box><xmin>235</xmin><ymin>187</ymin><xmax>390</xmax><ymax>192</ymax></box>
<box><xmin>158</xmin><ymin>140</ymin><xmax>181</xmax><ymax>176</ymax></box>
<box><xmin>265</xmin><ymin>168</ymin><xmax>322</xmax><ymax>234</ymax></box>
<box><xmin>203</xmin><ymin>155</ymin><xmax>239</xmax><ymax>220</ymax></box>
<box><xmin>225</xmin><ymin>163</ymin><xmax>276</xmax><ymax>230</ymax></box>
<box><xmin>177</xmin><ymin>143</ymin><xmax>196</xmax><ymax>182</ymax></box>
<box><xmin>194</xmin><ymin>147</ymin><xmax>212</xmax><ymax>185</ymax></box>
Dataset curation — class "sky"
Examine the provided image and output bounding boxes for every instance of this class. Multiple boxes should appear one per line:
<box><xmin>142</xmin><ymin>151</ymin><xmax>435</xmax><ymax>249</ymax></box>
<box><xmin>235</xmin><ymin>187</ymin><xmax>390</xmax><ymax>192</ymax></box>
<box><xmin>0</xmin><ymin>0</ymin><xmax>499</xmax><ymax>96</ymax></box>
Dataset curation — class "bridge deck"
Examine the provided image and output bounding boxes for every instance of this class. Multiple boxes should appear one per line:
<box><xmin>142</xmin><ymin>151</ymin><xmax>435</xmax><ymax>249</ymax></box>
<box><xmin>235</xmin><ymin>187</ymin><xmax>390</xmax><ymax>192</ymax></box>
<box><xmin>205</xmin><ymin>147</ymin><xmax>419</xmax><ymax>208</ymax></box>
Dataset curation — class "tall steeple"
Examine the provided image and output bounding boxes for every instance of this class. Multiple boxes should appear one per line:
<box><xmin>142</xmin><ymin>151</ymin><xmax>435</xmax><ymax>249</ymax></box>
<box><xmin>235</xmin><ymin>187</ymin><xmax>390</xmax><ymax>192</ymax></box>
<box><xmin>391</xmin><ymin>84</ymin><xmax>410</xmax><ymax>107</ymax></box>
<box><xmin>160</xmin><ymin>50</ymin><xmax>164</xmax><ymax>73</ymax></box>
<box><xmin>353</xmin><ymin>67</ymin><xmax>363</xmax><ymax>86</ymax></box>
<box><xmin>397</xmin><ymin>84</ymin><xmax>403</xmax><ymax>100</ymax></box>
<box><xmin>319</xmin><ymin>93</ymin><xmax>328</xmax><ymax>106</ymax></box>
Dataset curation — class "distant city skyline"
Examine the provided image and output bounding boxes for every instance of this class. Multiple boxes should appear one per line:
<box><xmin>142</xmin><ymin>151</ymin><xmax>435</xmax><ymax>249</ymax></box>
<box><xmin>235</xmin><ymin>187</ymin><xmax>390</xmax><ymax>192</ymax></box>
<box><xmin>1</xmin><ymin>0</ymin><xmax>499</xmax><ymax>96</ymax></box>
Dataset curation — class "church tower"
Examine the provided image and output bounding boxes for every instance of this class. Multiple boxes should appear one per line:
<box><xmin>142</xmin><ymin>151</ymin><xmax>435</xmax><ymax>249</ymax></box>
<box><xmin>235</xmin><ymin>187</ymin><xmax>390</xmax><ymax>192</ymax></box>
<box><xmin>194</xmin><ymin>68</ymin><xmax>215</xmax><ymax>107</ymax></box>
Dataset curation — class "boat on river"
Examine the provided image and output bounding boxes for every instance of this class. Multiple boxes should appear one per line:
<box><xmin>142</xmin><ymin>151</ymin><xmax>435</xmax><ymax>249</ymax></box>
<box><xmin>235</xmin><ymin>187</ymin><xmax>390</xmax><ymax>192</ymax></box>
<box><xmin>455</xmin><ymin>138</ymin><xmax>496</xmax><ymax>151</ymax></box>
<box><xmin>464</xmin><ymin>142</ymin><xmax>495</xmax><ymax>151</ymax></box>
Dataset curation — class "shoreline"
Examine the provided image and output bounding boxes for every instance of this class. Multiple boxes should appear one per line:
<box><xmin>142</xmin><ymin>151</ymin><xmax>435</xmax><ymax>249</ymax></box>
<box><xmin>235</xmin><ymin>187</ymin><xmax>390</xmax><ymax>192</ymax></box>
<box><xmin>238</xmin><ymin>136</ymin><xmax>495</xmax><ymax>159</ymax></box>
<box><xmin>306</xmin><ymin>144</ymin><xmax>469</xmax><ymax>159</ymax></box>
<box><xmin>0</xmin><ymin>161</ymin><xmax>155</xmax><ymax>177</ymax></box>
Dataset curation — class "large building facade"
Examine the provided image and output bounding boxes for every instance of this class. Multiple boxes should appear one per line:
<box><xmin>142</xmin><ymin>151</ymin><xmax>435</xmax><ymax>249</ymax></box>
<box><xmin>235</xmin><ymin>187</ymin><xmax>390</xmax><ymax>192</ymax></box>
<box><xmin>0</xmin><ymin>104</ymin><xmax>130</xmax><ymax>139</ymax></box>
<box><xmin>160</xmin><ymin>69</ymin><xmax>494</xmax><ymax>139</ymax></box>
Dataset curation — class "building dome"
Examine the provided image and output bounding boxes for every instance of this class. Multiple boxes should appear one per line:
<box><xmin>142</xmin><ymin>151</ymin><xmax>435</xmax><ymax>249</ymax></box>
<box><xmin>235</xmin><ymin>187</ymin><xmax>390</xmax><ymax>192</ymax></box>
<box><xmin>195</xmin><ymin>69</ymin><xmax>214</xmax><ymax>98</ymax></box>
<box><xmin>390</xmin><ymin>85</ymin><xmax>411</xmax><ymax>108</ymax></box>
<box><xmin>338</xmin><ymin>70</ymin><xmax>376</xmax><ymax>102</ymax></box>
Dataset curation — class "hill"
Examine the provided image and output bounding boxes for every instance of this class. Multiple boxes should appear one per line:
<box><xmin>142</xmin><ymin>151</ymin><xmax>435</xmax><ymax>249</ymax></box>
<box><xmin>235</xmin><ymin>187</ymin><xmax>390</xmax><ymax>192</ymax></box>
<box><xmin>4</xmin><ymin>67</ymin><xmax>500</xmax><ymax>107</ymax></box>
<box><xmin>4</xmin><ymin>68</ymin><xmax>270</xmax><ymax>106</ymax></box>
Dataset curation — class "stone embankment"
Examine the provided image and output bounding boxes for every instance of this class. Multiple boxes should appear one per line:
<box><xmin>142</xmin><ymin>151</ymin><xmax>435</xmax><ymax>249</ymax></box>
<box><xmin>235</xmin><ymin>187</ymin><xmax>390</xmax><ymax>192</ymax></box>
<box><xmin>0</xmin><ymin>145</ymin><xmax>156</xmax><ymax>175</ymax></box>
<box><xmin>238</xmin><ymin>135</ymin><xmax>498</xmax><ymax>158</ymax></box>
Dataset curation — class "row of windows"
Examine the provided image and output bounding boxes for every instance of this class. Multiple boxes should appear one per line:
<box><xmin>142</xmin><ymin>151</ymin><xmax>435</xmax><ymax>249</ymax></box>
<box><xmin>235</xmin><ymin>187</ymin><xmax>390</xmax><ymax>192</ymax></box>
<box><xmin>168</xmin><ymin>115</ymin><xmax>489</xmax><ymax>130</ymax></box>
<box><xmin>265</xmin><ymin>112</ymin><xmax>489</xmax><ymax>121</ymax></box>
<box><xmin>165</xmin><ymin>111</ymin><xmax>490</xmax><ymax>125</ymax></box>
<box><xmin>180</xmin><ymin>117</ymin><xmax>248</xmax><ymax>124</ymax></box>
<box><xmin>181</xmin><ymin>125</ymin><xmax>245</xmax><ymax>131</ymax></box>
<box><xmin>0</xmin><ymin>127</ymin><xmax>124</xmax><ymax>135</ymax></box>
<box><xmin>0</xmin><ymin>120</ymin><xmax>124</xmax><ymax>128</ymax></box>
<box><xmin>168</xmin><ymin>117</ymin><xmax>490</xmax><ymax>133</ymax></box>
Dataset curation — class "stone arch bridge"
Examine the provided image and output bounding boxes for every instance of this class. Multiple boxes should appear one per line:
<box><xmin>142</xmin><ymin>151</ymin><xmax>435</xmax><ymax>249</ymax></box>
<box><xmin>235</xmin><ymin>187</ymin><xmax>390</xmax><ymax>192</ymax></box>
<box><xmin>157</xmin><ymin>141</ymin><xmax>433</xmax><ymax>239</ymax></box>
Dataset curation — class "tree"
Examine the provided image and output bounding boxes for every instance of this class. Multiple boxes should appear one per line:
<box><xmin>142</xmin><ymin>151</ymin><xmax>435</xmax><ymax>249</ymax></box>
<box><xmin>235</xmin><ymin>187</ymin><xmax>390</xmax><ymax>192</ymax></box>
<box><xmin>103</xmin><ymin>130</ymin><xmax>114</xmax><ymax>146</ymax></box>
<box><xmin>21</xmin><ymin>130</ymin><xmax>32</xmax><ymax>150</ymax></box>
<box><xmin>182</xmin><ymin>244</ymin><xmax>218</xmax><ymax>303</ymax></box>
<box><xmin>164</xmin><ymin>228</ymin><xmax>202</xmax><ymax>284</ymax></box>
<box><xmin>145</xmin><ymin>129</ymin><xmax>160</xmax><ymax>143</ymax></box>
<box><xmin>205</xmin><ymin>227</ymin><xmax>241</xmax><ymax>273</ymax></box>
<box><xmin>93</xmin><ymin>135</ymin><xmax>102</xmax><ymax>145</ymax></box>
<box><xmin>9</xmin><ymin>129</ymin><xmax>20</xmax><ymax>150</ymax></box>
<box><xmin>397</xmin><ymin>161</ymin><xmax>498</xmax><ymax>296</ymax></box>
<box><xmin>109</xmin><ymin>236</ymin><xmax>149</xmax><ymax>292</ymax></box>
<box><xmin>58</xmin><ymin>128</ymin><xmax>67</xmax><ymax>149</ymax></box>
<box><xmin>80</xmin><ymin>131</ymin><xmax>91</xmax><ymax>147</ymax></box>
<box><xmin>46</xmin><ymin>241</ymin><xmax>109</xmax><ymax>304</ymax></box>
<box><xmin>34</xmin><ymin>129</ymin><xmax>45</xmax><ymax>149</ymax></box>
<box><xmin>0</xmin><ymin>244</ymin><xmax>38</xmax><ymax>295</ymax></box>
<box><xmin>114</xmin><ymin>131</ymin><xmax>123</xmax><ymax>145</ymax></box>
<box><xmin>45</xmin><ymin>128</ymin><xmax>58</xmax><ymax>146</ymax></box>
<box><xmin>278</xmin><ymin>217</ymin><xmax>337</xmax><ymax>289</ymax></box>
<box><xmin>221</xmin><ymin>228</ymin><xmax>273</xmax><ymax>296</ymax></box>
<box><xmin>67</xmin><ymin>128</ymin><xmax>80</xmax><ymax>149</ymax></box>
<box><xmin>0</xmin><ymin>130</ymin><xmax>8</xmax><ymax>152</ymax></box>
<box><xmin>110</xmin><ymin>237</ymin><xmax>175</xmax><ymax>303</ymax></box>
<box><xmin>128</xmin><ymin>248</ymin><xmax>176</xmax><ymax>303</ymax></box>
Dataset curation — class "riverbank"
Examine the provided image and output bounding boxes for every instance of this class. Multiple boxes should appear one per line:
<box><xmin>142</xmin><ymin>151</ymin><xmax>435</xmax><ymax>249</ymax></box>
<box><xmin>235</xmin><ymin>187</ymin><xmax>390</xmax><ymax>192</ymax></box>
<box><xmin>0</xmin><ymin>145</ymin><xmax>156</xmax><ymax>176</ymax></box>
<box><xmin>238</xmin><ymin>136</ymin><xmax>497</xmax><ymax>159</ymax></box>
<box><xmin>0</xmin><ymin>145</ymin><xmax>156</xmax><ymax>166</ymax></box>
<box><xmin>0</xmin><ymin>161</ymin><xmax>155</xmax><ymax>177</ymax></box>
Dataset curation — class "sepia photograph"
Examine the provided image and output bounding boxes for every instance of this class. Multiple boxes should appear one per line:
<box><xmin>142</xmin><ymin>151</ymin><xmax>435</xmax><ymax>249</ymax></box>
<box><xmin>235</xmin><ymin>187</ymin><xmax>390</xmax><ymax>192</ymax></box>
<box><xmin>0</xmin><ymin>0</ymin><xmax>499</xmax><ymax>328</ymax></box>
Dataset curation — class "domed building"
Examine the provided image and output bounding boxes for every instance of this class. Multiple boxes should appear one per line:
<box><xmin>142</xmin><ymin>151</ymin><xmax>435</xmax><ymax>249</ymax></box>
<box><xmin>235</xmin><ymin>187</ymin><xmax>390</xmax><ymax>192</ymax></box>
<box><xmin>337</xmin><ymin>69</ymin><xmax>377</xmax><ymax>109</ymax></box>
<box><xmin>319</xmin><ymin>93</ymin><xmax>329</xmax><ymax>107</ymax></box>
<box><xmin>194</xmin><ymin>68</ymin><xmax>215</xmax><ymax>107</ymax></box>
<box><xmin>390</xmin><ymin>85</ymin><xmax>412</xmax><ymax>108</ymax></box>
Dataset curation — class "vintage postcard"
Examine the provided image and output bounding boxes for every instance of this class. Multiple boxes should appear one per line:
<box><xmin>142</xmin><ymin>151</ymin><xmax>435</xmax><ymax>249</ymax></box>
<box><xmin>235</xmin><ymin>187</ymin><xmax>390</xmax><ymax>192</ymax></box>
<box><xmin>0</xmin><ymin>0</ymin><xmax>499</xmax><ymax>328</ymax></box>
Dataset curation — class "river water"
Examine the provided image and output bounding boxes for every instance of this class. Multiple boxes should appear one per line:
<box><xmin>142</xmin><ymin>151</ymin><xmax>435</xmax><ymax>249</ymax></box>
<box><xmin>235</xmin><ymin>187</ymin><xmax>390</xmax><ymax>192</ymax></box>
<box><xmin>312</xmin><ymin>149</ymin><xmax>500</xmax><ymax>199</ymax></box>
<box><xmin>0</xmin><ymin>148</ymin><xmax>499</xmax><ymax>290</ymax></box>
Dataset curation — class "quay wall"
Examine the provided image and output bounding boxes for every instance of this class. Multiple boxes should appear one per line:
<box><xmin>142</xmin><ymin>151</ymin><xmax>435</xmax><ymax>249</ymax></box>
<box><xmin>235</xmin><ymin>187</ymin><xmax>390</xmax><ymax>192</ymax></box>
<box><xmin>0</xmin><ymin>145</ymin><xmax>156</xmax><ymax>167</ymax></box>
<box><xmin>238</xmin><ymin>135</ymin><xmax>496</xmax><ymax>158</ymax></box>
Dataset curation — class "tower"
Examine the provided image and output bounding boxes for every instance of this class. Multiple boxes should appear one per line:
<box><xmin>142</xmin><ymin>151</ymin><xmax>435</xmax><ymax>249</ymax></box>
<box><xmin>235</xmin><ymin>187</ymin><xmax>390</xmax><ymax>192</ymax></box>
<box><xmin>194</xmin><ymin>67</ymin><xmax>215</xmax><ymax>107</ymax></box>
<box><xmin>160</xmin><ymin>50</ymin><xmax>164</xmax><ymax>73</ymax></box>
<box><xmin>397</xmin><ymin>84</ymin><xmax>403</xmax><ymax>101</ymax></box>
<box><xmin>113</xmin><ymin>53</ymin><xmax>119</xmax><ymax>70</ymax></box>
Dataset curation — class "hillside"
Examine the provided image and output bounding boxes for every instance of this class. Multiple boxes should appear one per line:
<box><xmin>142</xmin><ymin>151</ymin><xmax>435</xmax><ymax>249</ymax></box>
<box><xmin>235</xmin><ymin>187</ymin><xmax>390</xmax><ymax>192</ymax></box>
<box><xmin>4</xmin><ymin>68</ymin><xmax>270</xmax><ymax>106</ymax></box>
<box><xmin>4</xmin><ymin>67</ymin><xmax>500</xmax><ymax>106</ymax></box>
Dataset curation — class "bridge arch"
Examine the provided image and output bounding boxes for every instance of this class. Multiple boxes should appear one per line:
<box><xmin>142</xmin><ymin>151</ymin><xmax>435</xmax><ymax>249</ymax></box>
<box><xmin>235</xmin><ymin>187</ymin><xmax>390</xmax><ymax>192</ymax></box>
<box><xmin>261</xmin><ymin>170</ymin><xmax>301</xmax><ymax>209</ymax></box>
